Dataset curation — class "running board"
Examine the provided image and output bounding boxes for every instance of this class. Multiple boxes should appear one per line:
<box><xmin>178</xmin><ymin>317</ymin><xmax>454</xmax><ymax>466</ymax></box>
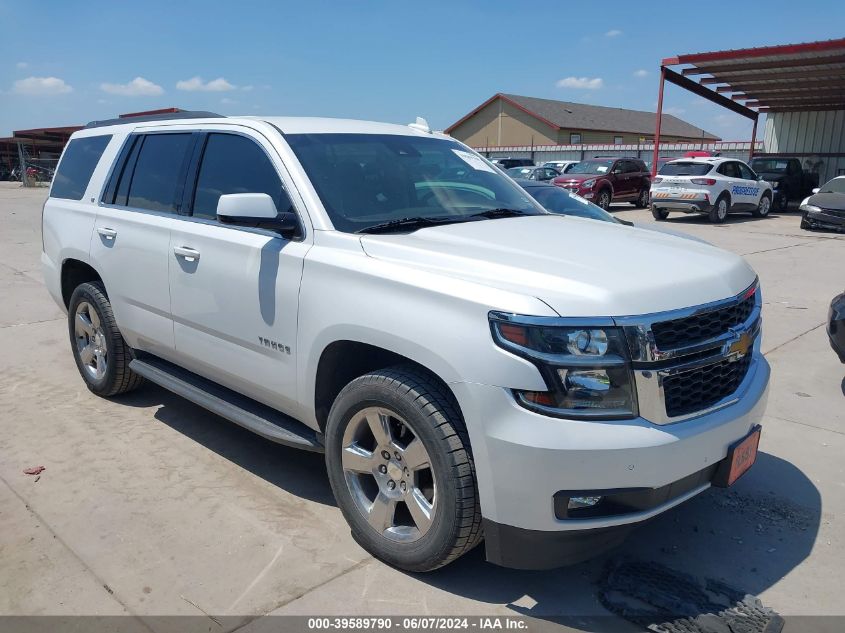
<box><xmin>129</xmin><ymin>357</ymin><xmax>323</xmax><ymax>452</ymax></box>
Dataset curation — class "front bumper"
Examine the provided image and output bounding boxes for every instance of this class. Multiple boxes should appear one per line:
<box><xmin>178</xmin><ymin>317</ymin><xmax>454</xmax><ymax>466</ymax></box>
<box><xmin>804</xmin><ymin>209</ymin><xmax>845</xmax><ymax>232</ymax></box>
<box><xmin>451</xmin><ymin>351</ymin><xmax>770</xmax><ymax>569</ymax></box>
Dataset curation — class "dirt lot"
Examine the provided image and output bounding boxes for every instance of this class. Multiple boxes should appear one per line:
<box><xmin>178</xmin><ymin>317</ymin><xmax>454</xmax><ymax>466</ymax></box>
<box><xmin>1</xmin><ymin>182</ymin><xmax>843</xmax><ymax>631</ymax></box>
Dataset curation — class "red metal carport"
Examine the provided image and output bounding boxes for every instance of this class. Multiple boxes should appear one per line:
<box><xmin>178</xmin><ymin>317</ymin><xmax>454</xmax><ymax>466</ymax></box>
<box><xmin>653</xmin><ymin>38</ymin><xmax>845</xmax><ymax>175</ymax></box>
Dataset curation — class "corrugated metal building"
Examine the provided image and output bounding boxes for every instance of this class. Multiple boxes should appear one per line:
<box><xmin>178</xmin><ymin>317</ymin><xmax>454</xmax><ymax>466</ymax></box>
<box><xmin>764</xmin><ymin>110</ymin><xmax>845</xmax><ymax>185</ymax></box>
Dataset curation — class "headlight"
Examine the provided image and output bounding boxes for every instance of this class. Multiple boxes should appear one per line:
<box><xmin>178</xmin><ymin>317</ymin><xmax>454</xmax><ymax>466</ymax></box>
<box><xmin>489</xmin><ymin>314</ymin><xmax>637</xmax><ymax>419</ymax></box>
<box><xmin>800</xmin><ymin>203</ymin><xmax>821</xmax><ymax>213</ymax></box>
<box><xmin>770</xmin><ymin>181</ymin><xmax>780</xmax><ymax>189</ymax></box>
<box><xmin>581</xmin><ymin>179</ymin><xmax>596</xmax><ymax>189</ymax></box>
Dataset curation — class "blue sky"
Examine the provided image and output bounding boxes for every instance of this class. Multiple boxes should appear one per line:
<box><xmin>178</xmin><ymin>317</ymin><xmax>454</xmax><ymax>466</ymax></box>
<box><xmin>2</xmin><ymin>0</ymin><xmax>843</xmax><ymax>141</ymax></box>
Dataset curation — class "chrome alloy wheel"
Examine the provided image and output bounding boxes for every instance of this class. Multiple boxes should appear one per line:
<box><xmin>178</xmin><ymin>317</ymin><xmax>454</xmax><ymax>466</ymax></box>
<box><xmin>341</xmin><ymin>407</ymin><xmax>436</xmax><ymax>543</ymax></box>
<box><xmin>74</xmin><ymin>301</ymin><xmax>107</xmax><ymax>380</ymax></box>
<box><xmin>758</xmin><ymin>196</ymin><xmax>771</xmax><ymax>217</ymax></box>
<box><xmin>717</xmin><ymin>198</ymin><xmax>728</xmax><ymax>220</ymax></box>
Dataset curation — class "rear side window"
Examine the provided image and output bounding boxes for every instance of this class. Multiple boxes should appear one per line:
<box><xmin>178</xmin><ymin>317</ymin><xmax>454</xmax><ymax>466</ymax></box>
<box><xmin>191</xmin><ymin>133</ymin><xmax>290</xmax><ymax>219</ymax></box>
<box><xmin>125</xmin><ymin>134</ymin><xmax>194</xmax><ymax>213</ymax></box>
<box><xmin>659</xmin><ymin>162</ymin><xmax>713</xmax><ymax>176</ymax></box>
<box><xmin>51</xmin><ymin>135</ymin><xmax>112</xmax><ymax>200</ymax></box>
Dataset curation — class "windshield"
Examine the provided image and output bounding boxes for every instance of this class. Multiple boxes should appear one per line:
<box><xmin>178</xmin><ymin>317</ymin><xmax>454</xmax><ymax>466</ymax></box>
<box><xmin>566</xmin><ymin>159</ymin><xmax>614</xmax><ymax>175</ymax></box>
<box><xmin>659</xmin><ymin>162</ymin><xmax>713</xmax><ymax>176</ymax></box>
<box><xmin>750</xmin><ymin>159</ymin><xmax>789</xmax><ymax>173</ymax></box>
<box><xmin>286</xmin><ymin>134</ymin><xmax>545</xmax><ymax>233</ymax></box>
<box><xmin>820</xmin><ymin>178</ymin><xmax>845</xmax><ymax>194</ymax></box>
<box><xmin>507</xmin><ymin>167</ymin><xmax>535</xmax><ymax>177</ymax></box>
<box><xmin>525</xmin><ymin>186</ymin><xmax>617</xmax><ymax>223</ymax></box>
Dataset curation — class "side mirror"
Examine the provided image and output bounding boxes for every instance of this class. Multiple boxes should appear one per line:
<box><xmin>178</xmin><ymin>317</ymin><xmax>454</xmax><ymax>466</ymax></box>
<box><xmin>217</xmin><ymin>193</ymin><xmax>299</xmax><ymax>237</ymax></box>
<box><xmin>812</xmin><ymin>187</ymin><xmax>820</xmax><ymax>194</ymax></box>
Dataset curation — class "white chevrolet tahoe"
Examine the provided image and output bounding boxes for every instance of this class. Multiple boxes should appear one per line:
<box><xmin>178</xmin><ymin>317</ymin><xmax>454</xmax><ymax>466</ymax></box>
<box><xmin>42</xmin><ymin>112</ymin><xmax>770</xmax><ymax>571</ymax></box>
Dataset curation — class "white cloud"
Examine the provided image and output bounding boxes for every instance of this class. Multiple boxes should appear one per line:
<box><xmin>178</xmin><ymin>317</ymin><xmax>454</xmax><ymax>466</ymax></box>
<box><xmin>241</xmin><ymin>85</ymin><xmax>254</xmax><ymax>92</ymax></box>
<box><xmin>633</xmin><ymin>69</ymin><xmax>649</xmax><ymax>78</ymax></box>
<box><xmin>556</xmin><ymin>76</ymin><xmax>604</xmax><ymax>90</ymax></box>
<box><xmin>605</xmin><ymin>29</ymin><xmax>622</xmax><ymax>37</ymax></box>
<box><xmin>664</xmin><ymin>106</ymin><xmax>686</xmax><ymax>116</ymax></box>
<box><xmin>16</xmin><ymin>61</ymin><xmax>28</xmax><ymax>69</ymax></box>
<box><xmin>13</xmin><ymin>76</ymin><xmax>72</xmax><ymax>95</ymax></box>
<box><xmin>176</xmin><ymin>76</ymin><xmax>236</xmax><ymax>92</ymax></box>
<box><xmin>100</xmin><ymin>77</ymin><xmax>163</xmax><ymax>96</ymax></box>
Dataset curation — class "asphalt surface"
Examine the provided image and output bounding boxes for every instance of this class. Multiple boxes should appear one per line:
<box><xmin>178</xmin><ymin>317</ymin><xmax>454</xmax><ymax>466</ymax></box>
<box><xmin>1</xmin><ymin>182</ymin><xmax>843</xmax><ymax>632</ymax></box>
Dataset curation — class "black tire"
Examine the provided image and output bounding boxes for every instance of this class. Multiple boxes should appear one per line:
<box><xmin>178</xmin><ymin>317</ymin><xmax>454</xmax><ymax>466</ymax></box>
<box><xmin>651</xmin><ymin>206</ymin><xmax>669</xmax><ymax>221</ymax></box>
<box><xmin>633</xmin><ymin>188</ymin><xmax>649</xmax><ymax>208</ymax></box>
<box><xmin>800</xmin><ymin>216</ymin><xmax>811</xmax><ymax>230</ymax></box>
<box><xmin>325</xmin><ymin>365</ymin><xmax>482</xmax><ymax>572</ymax></box>
<box><xmin>68</xmin><ymin>281</ymin><xmax>144</xmax><ymax>397</ymax></box>
<box><xmin>709</xmin><ymin>194</ymin><xmax>730</xmax><ymax>223</ymax></box>
<box><xmin>752</xmin><ymin>193</ymin><xmax>772</xmax><ymax>218</ymax></box>
<box><xmin>777</xmin><ymin>190</ymin><xmax>789</xmax><ymax>211</ymax></box>
<box><xmin>596</xmin><ymin>188</ymin><xmax>612</xmax><ymax>210</ymax></box>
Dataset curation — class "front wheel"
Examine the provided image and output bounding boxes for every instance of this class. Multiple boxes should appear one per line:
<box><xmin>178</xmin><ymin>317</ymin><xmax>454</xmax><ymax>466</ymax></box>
<box><xmin>325</xmin><ymin>366</ymin><xmax>482</xmax><ymax>572</ymax></box>
<box><xmin>752</xmin><ymin>194</ymin><xmax>772</xmax><ymax>218</ymax></box>
<box><xmin>596</xmin><ymin>189</ymin><xmax>612</xmax><ymax>210</ymax></box>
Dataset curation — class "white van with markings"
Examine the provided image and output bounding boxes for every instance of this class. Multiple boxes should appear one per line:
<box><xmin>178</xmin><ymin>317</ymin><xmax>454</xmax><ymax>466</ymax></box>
<box><xmin>43</xmin><ymin>111</ymin><xmax>769</xmax><ymax>571</ymax></box>
<box><xmin>650</xmin><ymin>157</ymin><xmax>774</xmax><ymax>223</ymax></box>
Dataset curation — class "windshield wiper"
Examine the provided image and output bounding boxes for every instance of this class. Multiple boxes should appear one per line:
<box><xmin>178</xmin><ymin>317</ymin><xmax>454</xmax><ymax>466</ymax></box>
<box><xmin>356</xmin><ymin>216</ymin><xmax>464</xmax><ymax>234</ymax></box>
<box><xmin>467</xmin><ymin>208</ymin><xmax>529</xmax><ymax>219</ymax></box>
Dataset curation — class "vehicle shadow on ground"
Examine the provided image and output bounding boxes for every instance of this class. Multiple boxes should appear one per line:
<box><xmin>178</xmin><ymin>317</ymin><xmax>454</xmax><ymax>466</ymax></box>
<box><xmin>116</xmin><ymin>383</ymin><xmax>336</xmax><ymax>506</ymax></box>
<box><xmin>408</xmin><ymin>451</ymin><xmax>820</xmax><ymax>632</ymax></box>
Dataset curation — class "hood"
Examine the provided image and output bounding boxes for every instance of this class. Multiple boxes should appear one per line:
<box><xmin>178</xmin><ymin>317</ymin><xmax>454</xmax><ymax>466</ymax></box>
<box><xmin>808</xmin><ymin>192</ymin><xmax>845</xmax><ymax>211</ymax></box>
<box><xmin>553</xmin><ymin>173</ymin><xmax>598</xmax><ymax>184</ymax></box>
<box><xmin>359</xmin><ymin>215</ymin><xmax>755</xmax><ymax>317</ymax></box>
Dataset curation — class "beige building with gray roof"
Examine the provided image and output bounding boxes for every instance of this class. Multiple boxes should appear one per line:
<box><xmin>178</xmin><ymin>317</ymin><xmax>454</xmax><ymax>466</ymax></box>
<box><xmin>445</xmin><ymin>93</ymin><xmax>719</xmax><ymax>147</ymax></box>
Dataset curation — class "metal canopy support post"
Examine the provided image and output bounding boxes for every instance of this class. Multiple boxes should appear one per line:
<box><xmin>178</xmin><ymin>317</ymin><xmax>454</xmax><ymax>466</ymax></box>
<box><xmin>652</xmin><ymin>66</ymin><xmax>666</xmax><ymax>178</ymax></box>
<box><xmin>749</xmin><ymin>114</ymin><xmax>759</xmax><ymax>161</ymax></box>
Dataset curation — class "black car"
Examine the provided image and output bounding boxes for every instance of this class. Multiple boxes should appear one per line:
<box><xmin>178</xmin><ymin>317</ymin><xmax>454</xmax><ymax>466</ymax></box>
<box><xmin>800</xmin><ymin>176</ymin><xmax>845</xmax><ymax>232</ymax></box>
<box><xmin>506</xmin><ymin>166</ymin><xmax>560</xmax><ymax>182</ymax></box>
<box><xmin>750</xmin><ymin>156</ymin><xmax>817</xmax><ymax>210</ymax></box>
<box><xmin>489</xmin><ymin>157</ymin><xmax>534</xmax><ymax>170</ymax></box>
<box><xmin>829</xmin><ymin>293</ymin><xmax>845</xmax><ymax>363</ymax></box>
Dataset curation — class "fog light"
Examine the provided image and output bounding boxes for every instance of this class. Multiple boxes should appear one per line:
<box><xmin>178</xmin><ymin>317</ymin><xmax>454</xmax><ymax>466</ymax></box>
<box><xmin>568</xmin><ymin>495</ymin><xmax>602</xmax><ymax>510</ymax></box>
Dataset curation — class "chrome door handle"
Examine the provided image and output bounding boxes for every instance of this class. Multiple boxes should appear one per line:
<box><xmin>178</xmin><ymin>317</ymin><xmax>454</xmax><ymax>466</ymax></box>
<box><xmin>97</xmin><ymin>227</ymin><xmax>117</xmax><ymax>240</ymax></box>
<box><xmin>174</xmin><ymin>246</ymin><xmax>200</xmax><ymax>262</ymax></box>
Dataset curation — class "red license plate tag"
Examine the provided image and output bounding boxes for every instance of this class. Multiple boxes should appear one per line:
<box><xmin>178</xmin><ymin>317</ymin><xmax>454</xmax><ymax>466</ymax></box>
<box><xmin>726</xmin><ymin>427</ymin><xmax>760</xmax><ymax>486</ymax></box>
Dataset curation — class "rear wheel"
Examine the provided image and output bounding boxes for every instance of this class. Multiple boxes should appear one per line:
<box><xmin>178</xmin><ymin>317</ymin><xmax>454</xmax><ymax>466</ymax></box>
<box><xmin>752</xmin><ymin>193</ymin><xmax>772</xmax><ymax>218</ymax></box>
<box><xmin>596</xmin><ymin>189</ymin><xmax>612</xmax><ymax>210</ymax></box>
<box><xmin>68</xmin><ymin>281</ymin><xmax>143</xmax><ymax>397</ymax></box>
<box><xmin>651</xmin><ymin>206</ymin><xmax>669</xmax><ymax>220</ymax></box>
<box><xmin>709</xmin><ymin>195</ymin><xmax>729</xmax><ymax>223</ymax></box>
<box><xmin>633</xmin><ymin>188</ymin><xmax>649</xmax><ymax>208</ymax></box>
<box><xmin>325</xmin><ymin>366</ymin><xmax>482</xmax><ymax>572</ymax></box>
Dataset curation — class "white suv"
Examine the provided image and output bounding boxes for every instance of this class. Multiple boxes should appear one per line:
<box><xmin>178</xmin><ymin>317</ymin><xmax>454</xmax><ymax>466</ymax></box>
<box><xmin>650</xmin><ymin>157</ymin><xmax>774</xmax><ymax>223</ymax></box>
<box><xmin>43</xmin><ymin>112</ymin><xmax>770</xmax><ymax>571</ymax></box>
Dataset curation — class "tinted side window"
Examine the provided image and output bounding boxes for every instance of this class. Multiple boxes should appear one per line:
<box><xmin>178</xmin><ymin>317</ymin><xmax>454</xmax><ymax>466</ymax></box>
<box><xmin>126</xmin><ymin>134</ymin><xmax>193</xmax><ymax>213</ymax></box>
<box><xmin>737</xmin><ymin>163</ymin><xmax>755</xmax><ymax>180</ymax></box>
<box><xmin>192</xmin><ymin>133</ymin><xmax>290</xmax><ymax>220</ymax></box>
<box><xmin>718</xmin><ymin>162</ymin><xmax>738</xmax><ymax>178</ymax></box>
<box><xmin>51</xmin><ymin>135</ymin><xmax>112</xmax><ymax>200</ymax></box>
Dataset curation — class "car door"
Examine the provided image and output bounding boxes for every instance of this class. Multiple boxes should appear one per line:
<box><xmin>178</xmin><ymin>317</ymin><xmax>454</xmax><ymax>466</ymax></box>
<box><xmin>612</xmin><ymin>160</ymin><xmax>634</xmax><ymax>199</ymax></box>
<box><xmin>717</xmin><ymin>161</ymin><xmax>742</xmax><ymax>209</ymax></box>
<box><xmin>735</xmin><ymin>161</ymin><xmax>762</xmax><ymax>209</ymax></box>
<box><xmin>168</xmin><ymin>128</ymin><xmax>310</xmax><ymax>413</ymax></box>
<box><xmin>90</xmin><ymin>131</ymin><xmax>197</xmax><ymax>356</ymax></box>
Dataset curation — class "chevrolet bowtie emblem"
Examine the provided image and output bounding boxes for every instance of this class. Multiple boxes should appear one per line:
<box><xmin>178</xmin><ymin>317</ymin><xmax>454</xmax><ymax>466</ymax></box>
<box><xmin>728</xmin><ymin>331</ymin><xmax>753</xmax><ymax>359</ymax></box>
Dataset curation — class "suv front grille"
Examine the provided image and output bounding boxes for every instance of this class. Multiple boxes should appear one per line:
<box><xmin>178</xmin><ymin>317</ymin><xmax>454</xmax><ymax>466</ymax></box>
<box><xmin>651</xmin><ymin>293</ymin><xmax>755</xmax><ymax>350</ymax></box>
<box><xmin>663</xmin><ymin>353</ymin><xmax>752</xmax><ymax>418</ymax></box>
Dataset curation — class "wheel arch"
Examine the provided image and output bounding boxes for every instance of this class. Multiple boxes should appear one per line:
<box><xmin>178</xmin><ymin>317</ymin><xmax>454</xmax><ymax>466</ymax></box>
<box><xmin>60</xmin><ymin>258</ymin><xmax>104</xmax><ymax>308</ymax></box>
<box><xmin>312</xmin><ymin>338</ymin><xmax>463</xmax><ymax>433</ymax></box>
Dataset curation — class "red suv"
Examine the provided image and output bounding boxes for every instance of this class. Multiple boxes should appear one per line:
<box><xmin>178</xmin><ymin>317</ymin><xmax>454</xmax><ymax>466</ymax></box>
<box><xmin>552</xmin><ymin>158</ymin><xmax>651</xmax><ymax>209</ymax></box>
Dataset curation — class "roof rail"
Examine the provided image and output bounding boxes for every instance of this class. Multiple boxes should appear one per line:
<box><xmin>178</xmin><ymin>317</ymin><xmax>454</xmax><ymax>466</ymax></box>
<box><xmin>85</xmin><ymin>111</ymin><xmax>225</xmax><ymax>129</ymax></box>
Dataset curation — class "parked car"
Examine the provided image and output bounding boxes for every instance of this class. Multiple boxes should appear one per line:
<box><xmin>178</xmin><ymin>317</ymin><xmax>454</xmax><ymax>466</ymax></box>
<box><xmin>26</xmin><ymin>164</ymin><xmax>55</xmax><ymax>183</ymax></box>
<box><xmin>506</xmin><ymin>166</ymin><xmax>559</xmax><ymax>182</ymax></box>
<box><xmin>750</xmin><ymin>156</ymin><xmax>818</xmax><ymax>210</ymax></box>
<box><xmin>829</xmin><ymin>292</ymin><xmax>845</xmax><ymax>363</ymax></box>
<box><xmin>489</xmin><ymin>157</ymin><xmax>533</xmax><ymax>169</ymax></box>
<box><xmin>515</xmin><ymin>179</ymin><xmax>706</xmax><ymax>243</ymax></box>
<box><xmin>643</xmin><ymin>157</ymin><xmax>674</xmax><ymax>174</ymax></box>
<box><xmin>542</xmin><ymin>160</ymin><xmax>578</xmax><ymax>173</ymax></box>
<box><xmin>800</xmin><ymin>175</ymin><xmax>845</xmax><ymax>232</ymax></box>
<box><xmin>552</xmin><ymin>157</ymin><xmax>651</xmax><ymax>209</ymax></box>
<box><xmin>43</xmin><ymin>113</ymin><xmax>769</xmax><ymax>572</ymax></box>
<box><xmin>650</xmin><ymin>158</ymin><xmax>774</xmax><ymax>223</ymax></box>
